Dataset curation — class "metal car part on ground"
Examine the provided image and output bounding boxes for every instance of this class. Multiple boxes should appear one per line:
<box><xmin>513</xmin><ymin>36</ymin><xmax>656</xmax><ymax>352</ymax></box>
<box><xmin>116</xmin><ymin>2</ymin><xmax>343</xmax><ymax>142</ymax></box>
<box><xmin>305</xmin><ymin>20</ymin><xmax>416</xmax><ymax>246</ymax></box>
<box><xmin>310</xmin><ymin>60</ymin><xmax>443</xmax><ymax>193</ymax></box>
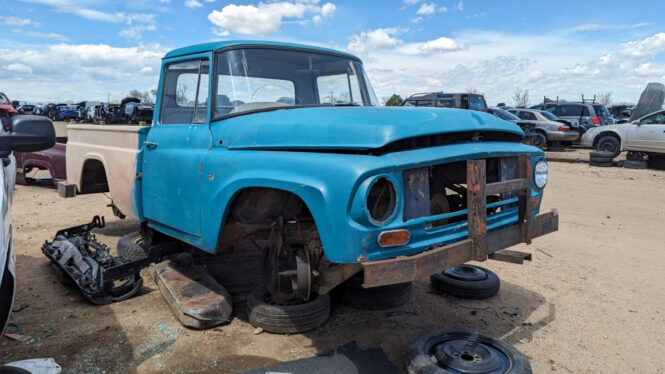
<box><xmin>430</xmin><ymin>264</ymin><xmax>500</xmax><ymax>299</ymax></box>
<box><xmin>407</xmin><ymin>330</ymin><xmax>532</xmax><ymax>374</ymax></box>
<box><xmin>580</xmin><ymin>109</ymin><xmax>665</xmax><ymax>158</ymax></box>
<box><xmin>63</xmin><ymin>40</ymin><xmax>559</xmax><ymax>308</ymax></box>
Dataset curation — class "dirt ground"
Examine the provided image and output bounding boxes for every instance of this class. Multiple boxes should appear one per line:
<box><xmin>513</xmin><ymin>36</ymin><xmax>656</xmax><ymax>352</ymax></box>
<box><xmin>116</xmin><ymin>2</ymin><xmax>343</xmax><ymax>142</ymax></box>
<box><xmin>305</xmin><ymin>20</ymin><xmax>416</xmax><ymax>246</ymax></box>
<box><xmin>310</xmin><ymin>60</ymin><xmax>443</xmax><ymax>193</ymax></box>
<box><xmin>2</xmin><ymin>150</ymin><xmax>665</xmax><ymax>373</ymax></box>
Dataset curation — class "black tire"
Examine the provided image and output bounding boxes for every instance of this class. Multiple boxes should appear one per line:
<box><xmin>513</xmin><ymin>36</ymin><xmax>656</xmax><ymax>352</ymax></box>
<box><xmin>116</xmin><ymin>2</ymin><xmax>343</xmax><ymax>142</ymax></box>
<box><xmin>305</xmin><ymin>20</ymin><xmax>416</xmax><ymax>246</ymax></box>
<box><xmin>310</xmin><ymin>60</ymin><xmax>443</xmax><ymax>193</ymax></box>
<box><xmin>335</xmin><ymin>272</ymin><xmax>411</xmax><ymax>310</ymax></box>
<box><xmin>531</xmin><ymin>132</ymin><xmax>547</xmax><ymax>149</ymax></box>
<box><xmin>0</xmin><ymin>366</ymin><xmax>32</xmax><ymax>374</ymax></box>
<box><xmin>247</xmin><ymin>286</ymin><xmax>330</xmax><ymax>334</ymax></box>
<box><xmin>595</xmin><ymin>136</ymin><xmax>621</xmax><ymax>157</ymax></box>
<box><xmin>117</xmin><ymin>231</ymin><xmax>147</xmax><ymax>261</ymax></box>
<box><xmin>430</xmin><ymin>265</ymin><xmax>499</xmax><ymax>299</ymax></box>
<box><xmin>622</xmin><ymin>160</ymin><xmax>647</xmax><ymax>169</ymax></box>
<box><xmin>626</xmin><ymin>151</ymin><xmax>644</xmax><ymax>162</ymax></box>
<box><xmin>589</xmin><ymin>160</ymin><xmax>613</xmax><ymax>167</ymax></box>
<box><xmin>407</xmin><ymin>329</ymin><xmax>532</xmax><ymax>374</ymax></box>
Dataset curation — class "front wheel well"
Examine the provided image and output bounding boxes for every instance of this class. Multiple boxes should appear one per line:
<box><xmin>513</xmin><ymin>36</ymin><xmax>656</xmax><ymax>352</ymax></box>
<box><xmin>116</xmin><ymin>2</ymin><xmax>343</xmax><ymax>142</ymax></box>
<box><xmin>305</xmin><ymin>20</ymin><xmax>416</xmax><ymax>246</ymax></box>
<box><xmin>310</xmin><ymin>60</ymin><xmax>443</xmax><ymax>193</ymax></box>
<box><xmin>593</xmin><ymin>132</ymin><xmax>621</xmax><ymax>148</ymax></box>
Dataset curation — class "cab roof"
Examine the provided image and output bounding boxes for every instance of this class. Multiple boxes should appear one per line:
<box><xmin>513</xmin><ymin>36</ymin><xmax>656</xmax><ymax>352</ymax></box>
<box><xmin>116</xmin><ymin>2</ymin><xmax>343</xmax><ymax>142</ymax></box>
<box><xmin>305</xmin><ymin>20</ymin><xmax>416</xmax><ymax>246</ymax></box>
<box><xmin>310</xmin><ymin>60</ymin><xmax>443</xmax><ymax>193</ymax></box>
<box><xmin>164</xmin><ymin>40</ymin><xmax>360</xmax><ymax>61</ymax></box>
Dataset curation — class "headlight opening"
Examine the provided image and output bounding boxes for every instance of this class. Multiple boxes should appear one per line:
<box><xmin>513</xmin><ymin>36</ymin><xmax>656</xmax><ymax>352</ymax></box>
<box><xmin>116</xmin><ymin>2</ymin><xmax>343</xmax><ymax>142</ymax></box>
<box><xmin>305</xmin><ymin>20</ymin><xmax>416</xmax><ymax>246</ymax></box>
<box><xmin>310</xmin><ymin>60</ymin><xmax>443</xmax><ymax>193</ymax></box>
<box><xmin>366</xmin><ymin>177</ymin><xmax>397</xmax><ymax>225</ymax></box>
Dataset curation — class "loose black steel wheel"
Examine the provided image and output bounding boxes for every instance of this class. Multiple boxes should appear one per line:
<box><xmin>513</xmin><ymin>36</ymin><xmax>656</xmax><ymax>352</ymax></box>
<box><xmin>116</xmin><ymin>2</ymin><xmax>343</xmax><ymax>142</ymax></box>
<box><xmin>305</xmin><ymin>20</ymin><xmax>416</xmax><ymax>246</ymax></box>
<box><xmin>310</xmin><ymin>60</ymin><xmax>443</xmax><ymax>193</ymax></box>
<box><xmin>407</xmin><ymin>330</ymin><xmax>532</xmax><ymax>374</ymax></box>
<box><xmin>595</xmin><ymin>136</ymin><xmax>621</xmax><ymax>157</ymax></box>
<box><xmin>335</xmin><ymin>271</ymin><xmax>412</xmax><ymax>310</ymax></box>
<box><xmin>247</xmin><ymin>286</ymin><xmax>330</xmax><ymax>334</ymax></box>
<box><xmin>626</xmin><ymin>151</ymin><xmax>644</xmax><ymax>162</ymax></box>
<box><xmin>622</xmin><ymin>160</ymin><xmax>647</xmax><ymax>169</ymax></box>
<box><xmin>430</xmin><ymin>265</ymin><xmax>500</xmax><ymax>299</ymax></box>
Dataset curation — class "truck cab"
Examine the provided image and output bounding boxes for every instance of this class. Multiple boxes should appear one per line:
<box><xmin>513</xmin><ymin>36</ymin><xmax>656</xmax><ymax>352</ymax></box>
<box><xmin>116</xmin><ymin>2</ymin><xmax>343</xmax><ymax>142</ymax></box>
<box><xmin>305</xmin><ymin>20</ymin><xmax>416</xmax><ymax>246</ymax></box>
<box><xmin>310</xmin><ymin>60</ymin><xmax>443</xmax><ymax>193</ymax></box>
<box><xmin>66</xmin><ymin>41</ymin><xmax>558</xmax><ymax>304</ymax></box>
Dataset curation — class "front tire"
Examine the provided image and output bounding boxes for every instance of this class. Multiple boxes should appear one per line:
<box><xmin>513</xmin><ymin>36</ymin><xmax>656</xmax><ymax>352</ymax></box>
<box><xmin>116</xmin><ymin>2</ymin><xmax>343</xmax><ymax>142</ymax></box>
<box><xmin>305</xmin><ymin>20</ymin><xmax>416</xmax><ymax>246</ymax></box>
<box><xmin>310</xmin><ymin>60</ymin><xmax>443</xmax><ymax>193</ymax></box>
<box><xmin>247</xmin><ymin>286</ymin><xmax>330</xmax><ymax>334</ymax></box>
<box><xmin>595</xmin><ymin>136</ymin><xmax>621</xmax><ymax>157</ymax></box>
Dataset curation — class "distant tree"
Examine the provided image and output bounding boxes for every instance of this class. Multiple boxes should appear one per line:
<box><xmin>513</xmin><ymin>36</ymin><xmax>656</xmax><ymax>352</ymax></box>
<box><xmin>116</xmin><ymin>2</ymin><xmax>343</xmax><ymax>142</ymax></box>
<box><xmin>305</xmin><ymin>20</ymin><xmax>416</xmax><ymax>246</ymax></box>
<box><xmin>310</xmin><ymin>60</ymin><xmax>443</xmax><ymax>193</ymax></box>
<box><xmin>511</xmin><ymin>87</ymin><xmax>529</xmax><ymax>107</ymax></box>
<box><xmin>127</xmin><ymin>89</ymin><xmax>154</xmax><ymax>104</ymax></box>
<box><xmin>384</xmin><ymin>94</ymin><xmax>404</xmax><ymax>106</ymax></box>
<box><xmin>596</xmin><ymin>91</ymin><xmax>613</xmax><ymax>106</ymax></box>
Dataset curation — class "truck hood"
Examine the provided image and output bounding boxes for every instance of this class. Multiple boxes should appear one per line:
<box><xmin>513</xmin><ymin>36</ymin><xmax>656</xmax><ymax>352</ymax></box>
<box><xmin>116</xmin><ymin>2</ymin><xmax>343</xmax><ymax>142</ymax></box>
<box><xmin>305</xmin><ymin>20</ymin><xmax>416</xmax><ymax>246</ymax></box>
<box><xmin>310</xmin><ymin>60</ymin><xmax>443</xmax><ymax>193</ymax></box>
<box><xmin>214</xmin><ymin>107</ymin><xmax>524</xmax><ymax>151</ymax></box>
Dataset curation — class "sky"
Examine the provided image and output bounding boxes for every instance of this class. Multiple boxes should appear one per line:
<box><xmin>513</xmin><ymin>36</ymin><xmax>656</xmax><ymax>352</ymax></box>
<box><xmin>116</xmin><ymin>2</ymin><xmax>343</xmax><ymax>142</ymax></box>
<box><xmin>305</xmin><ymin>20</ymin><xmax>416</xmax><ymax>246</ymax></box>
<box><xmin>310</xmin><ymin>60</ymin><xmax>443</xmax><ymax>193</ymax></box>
<box><xmin>1</xmin><ymin>0</ymin><xmax>664</xmax><ymax>106</ymax></box>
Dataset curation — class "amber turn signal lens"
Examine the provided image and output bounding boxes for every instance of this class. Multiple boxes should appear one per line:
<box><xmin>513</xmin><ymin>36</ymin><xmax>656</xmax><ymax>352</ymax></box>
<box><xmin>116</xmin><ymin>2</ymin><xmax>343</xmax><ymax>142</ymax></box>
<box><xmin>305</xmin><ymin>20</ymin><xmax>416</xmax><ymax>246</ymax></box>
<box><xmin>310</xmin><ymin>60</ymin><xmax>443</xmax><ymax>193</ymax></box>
<box><xmin>377</xmin><ymin>230</ymin><xmax>410</xmax><ymax>247</ymax></box>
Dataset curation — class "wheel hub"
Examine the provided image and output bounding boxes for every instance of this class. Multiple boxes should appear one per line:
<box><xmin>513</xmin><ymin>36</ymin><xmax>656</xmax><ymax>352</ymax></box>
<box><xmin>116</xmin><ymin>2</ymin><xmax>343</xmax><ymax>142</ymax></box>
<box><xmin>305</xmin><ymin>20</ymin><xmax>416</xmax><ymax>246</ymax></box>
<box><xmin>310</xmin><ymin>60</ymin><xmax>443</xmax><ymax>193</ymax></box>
<box><xmin>443</xmin><ymin>265</ymin><xmax>487</xmax><ymax>281</ymax></box>
<box><xmin>433</xmin><ymin>339</ymin><xmax>510</xmax><ymax>373</ymax></box>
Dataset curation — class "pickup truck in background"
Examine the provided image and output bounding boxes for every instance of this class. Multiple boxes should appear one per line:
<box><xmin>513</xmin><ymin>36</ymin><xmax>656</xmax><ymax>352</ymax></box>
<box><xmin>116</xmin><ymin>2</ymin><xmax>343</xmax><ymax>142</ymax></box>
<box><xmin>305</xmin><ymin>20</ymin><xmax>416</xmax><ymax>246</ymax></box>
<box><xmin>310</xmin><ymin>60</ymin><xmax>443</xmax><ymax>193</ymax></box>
<box><xmin>65</xmin><ymin>41</ymin><xmax>558</xmax><ymax>311</ymax></box>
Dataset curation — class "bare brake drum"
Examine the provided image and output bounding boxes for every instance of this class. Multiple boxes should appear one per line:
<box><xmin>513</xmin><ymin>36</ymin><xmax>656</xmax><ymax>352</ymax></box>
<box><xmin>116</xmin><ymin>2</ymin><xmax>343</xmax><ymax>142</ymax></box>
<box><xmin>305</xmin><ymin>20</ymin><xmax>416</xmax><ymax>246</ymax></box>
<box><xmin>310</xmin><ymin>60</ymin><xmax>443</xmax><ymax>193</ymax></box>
<box><xmin>263</xmin><ymin>217</ymin><xmax>313</xmax><ymax>304</ymax></box>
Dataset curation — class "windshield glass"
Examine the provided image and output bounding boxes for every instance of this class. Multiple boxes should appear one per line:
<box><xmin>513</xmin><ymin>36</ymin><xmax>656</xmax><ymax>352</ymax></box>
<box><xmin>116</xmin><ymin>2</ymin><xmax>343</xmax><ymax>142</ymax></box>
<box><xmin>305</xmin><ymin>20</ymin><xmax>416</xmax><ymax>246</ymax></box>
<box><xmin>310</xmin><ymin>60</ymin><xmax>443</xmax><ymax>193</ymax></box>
<box><xmin>214</xmin><ymin>48</ymin><xmax>378</xmax><ymax>117</ymax></box>
<box><xmin>492</xmin><ymin>108</ymin><xmax>520</xmax><ymax>121</ymax></box>
<box><xmin>540</xmin><ymin>111</ymin><xmax>559</xmax><ymax>121</ymax></box>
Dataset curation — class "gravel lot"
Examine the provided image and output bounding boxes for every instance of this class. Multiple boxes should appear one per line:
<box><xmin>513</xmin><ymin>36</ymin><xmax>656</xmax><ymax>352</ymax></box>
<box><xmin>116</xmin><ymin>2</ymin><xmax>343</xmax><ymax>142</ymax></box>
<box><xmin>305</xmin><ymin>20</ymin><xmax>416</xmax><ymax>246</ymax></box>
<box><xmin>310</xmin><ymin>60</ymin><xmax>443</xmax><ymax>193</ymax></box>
<box><xmin>2</xmin><ymin>150</ymin><xmax>665</xmax><ymax>373</ymax></box>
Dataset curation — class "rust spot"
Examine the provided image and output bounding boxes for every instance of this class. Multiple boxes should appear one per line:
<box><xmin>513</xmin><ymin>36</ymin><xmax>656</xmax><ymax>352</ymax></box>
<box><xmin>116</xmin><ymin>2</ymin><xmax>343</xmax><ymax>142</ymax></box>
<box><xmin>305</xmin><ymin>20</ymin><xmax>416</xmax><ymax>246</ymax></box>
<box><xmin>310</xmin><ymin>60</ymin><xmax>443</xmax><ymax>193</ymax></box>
<box><xmin>208</xmin><ymin>173</ymin><xmax>214</xmax><ymax>181</ymax></box>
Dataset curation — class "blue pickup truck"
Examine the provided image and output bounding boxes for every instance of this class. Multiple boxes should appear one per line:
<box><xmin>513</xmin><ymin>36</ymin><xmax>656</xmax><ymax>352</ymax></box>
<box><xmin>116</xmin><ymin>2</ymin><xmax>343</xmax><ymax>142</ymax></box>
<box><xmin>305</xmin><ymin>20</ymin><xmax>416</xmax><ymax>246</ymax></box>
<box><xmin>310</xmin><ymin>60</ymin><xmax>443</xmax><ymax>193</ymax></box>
<box><xmin>64</xmin><ymin>41</ymin><xmax>557</xmax><ymax>325</ymax></box>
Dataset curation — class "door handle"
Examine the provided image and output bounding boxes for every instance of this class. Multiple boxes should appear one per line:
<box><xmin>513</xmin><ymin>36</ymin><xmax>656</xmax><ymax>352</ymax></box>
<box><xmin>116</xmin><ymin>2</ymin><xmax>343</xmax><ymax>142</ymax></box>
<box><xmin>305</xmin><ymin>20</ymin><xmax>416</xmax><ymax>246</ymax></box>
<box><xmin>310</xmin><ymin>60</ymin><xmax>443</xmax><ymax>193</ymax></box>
<box><xmin>144</xmin><ymin>141</ymin><xmax>158</xmax><ymax>149</ymax></box>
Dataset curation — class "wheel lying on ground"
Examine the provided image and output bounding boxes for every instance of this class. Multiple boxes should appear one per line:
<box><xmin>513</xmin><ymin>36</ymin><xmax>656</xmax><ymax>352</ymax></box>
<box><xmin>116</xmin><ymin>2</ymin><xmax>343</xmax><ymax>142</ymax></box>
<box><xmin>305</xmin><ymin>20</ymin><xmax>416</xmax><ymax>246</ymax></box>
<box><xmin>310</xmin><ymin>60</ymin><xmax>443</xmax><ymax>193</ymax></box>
<box><xmin>407</xmin><ymin>329</ymin><xmax>532</xmax><ymax>374</ymax></box>
<box><xmin>622</xmin><ymin>160</ymin><xmax>647</xmax><ymax>169</ymax></box>
<box><xmin>626</xmin><ymin>151</ymin><xmax>644</xmax><ymax>162</ymax></box>
<box><xmin>595</xmin><ymin>136</ymin><xmax>621</xmax><ymax>157</ymax></box>
<box><xmin>589</xmin><ymin>160</ymin><xmax>613</xmax><ymax>167</ymax></box>
<box><xmin>117</xmin><ymin>231</ymin><xmax>147</xmax><ymax>261</ymax></box>
<box><xmin>588</xmin><ymin>151</ymin><xmax>615</xmax><ymax>167</ymax></box>
<box><xmin>247</xmin><ymin>286</ymin><xmax>330</xmax><ymax>334</ymax></box>
<box><xmin>430</xmin><ymin>265</ymin><xmax>500</xmax><ymax>299</ymax></box>
<box><xmin>335</xmin><ymin>271</ymin><xmax>412</xmax><ymax>310</ymax></box>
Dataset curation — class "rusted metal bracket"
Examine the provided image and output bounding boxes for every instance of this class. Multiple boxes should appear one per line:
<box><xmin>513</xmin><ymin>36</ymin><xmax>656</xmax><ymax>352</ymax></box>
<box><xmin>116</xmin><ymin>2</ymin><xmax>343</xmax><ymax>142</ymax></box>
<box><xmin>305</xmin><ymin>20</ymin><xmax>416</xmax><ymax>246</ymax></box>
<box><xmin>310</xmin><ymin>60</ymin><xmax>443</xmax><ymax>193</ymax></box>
<box><xmin>466</xmin><ymin>159</ymin><xmax>488</xmax><ymax>261</ymax></box>
<box><xmin>488</xmin><ymin>249</ymin><xmax>532</xmax><ymax>264</ymax></box>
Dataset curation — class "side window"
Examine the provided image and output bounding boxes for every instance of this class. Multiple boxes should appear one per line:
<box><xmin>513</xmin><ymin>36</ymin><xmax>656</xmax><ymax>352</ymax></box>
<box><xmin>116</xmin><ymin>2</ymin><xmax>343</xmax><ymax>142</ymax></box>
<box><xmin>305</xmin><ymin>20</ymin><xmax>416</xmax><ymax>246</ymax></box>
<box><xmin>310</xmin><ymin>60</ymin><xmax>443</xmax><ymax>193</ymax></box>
<box><xmin>160</xmin><ymin>59</ymin><xmax>209</xmax><ymax>124</ymax></box>
<box><xmin>641</xmin><ymin>113</ymin><xmax>665</xmax><ymax>125</ymax></box>
<box><xmin>468</xmin><ymin>95</ymin><xmax>487</xmax><ymax>110</ymax></box>
<box><xmin>437</xmin><ymin>99</ymin><xmax>454</xmax><ymax>107</ymax></box>
<box><xmin>516</xmin><ymin>111</ymin><xmax>527</xmax><ymax>120</ymax></box>
<box><xmin>582</xmin><ymin>106</ymin><xmax>590</xmax><ymax>116</ymax></box>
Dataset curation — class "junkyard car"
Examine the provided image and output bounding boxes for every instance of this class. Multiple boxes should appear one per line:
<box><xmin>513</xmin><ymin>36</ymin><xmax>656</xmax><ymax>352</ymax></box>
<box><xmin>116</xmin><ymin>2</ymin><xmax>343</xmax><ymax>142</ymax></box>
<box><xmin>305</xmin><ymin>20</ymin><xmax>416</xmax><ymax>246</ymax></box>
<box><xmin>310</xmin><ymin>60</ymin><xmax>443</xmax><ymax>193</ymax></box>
<box><xmin>531</xmin><ymin>101</ymin><xmax>613</xmax><ymax>131</ymax></box>
<box><xmin>44</xmin><ymin>103</ymin><xmax>78</xmax><ymax>121</ymax></box>
<box><xmin>581</xmin><ymin>109</ymin><xmax>665</xmax><ymax>157</ymax></box>
<box><xmin>1</xmin><ymin>115</ymin><xmax>56</xmax><ymax>335</ymax></box>
<box><xmin>120</xmin><ymin>97</ymin><xmax>154</xmax><ymax>124</ymax></box>
<box><xmin>488</xmin><ymin>107</ymin><xmax>538</xmax><ymax>145</ymax></box>
<box><xmin>17</xmin><ymin>104</ymin><xmax>35</xmax><ymax>115</ymax></box>
<box><xmin>403</xmin><ymin>92</ymin><xmax>489</xmax><ymax>112</ymax></box>
<box><xmin>0</xmin><ymin>93</ymin><xmax>18</xmax><ymax>130</ymax></box>
<box><xmin>508</xmin><ymin>108</ymin><xmax>579</xmax><ymax>148</ymax></box>
<box><xmin>65</xmin><ymin>41</ymin><xmax>558</xmax><ymax>307</ymax></box>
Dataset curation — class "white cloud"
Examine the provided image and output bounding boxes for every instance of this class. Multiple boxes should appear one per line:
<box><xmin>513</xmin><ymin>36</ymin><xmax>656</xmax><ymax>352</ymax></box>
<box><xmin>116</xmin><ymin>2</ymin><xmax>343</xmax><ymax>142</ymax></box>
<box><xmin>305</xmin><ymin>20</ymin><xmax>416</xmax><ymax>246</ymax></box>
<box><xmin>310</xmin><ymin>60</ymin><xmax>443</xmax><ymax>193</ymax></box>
<box><xmin>208</xmin><ymin>1</ymin><xmax>328</xmax><ymax>36</ymax></box>
<box><xmin>411</xmin><ymin>17</ymin><xmax>423</xmax><ymax>24</ymax></box>
<box><xmin>185</xmin><ymin>0</ymin><xmax>203</xmax><ymax>8</ymax></box>
<box><xmin>312</xmin><ymin>14</ymin><xmax>323</xmax><ymax>25</ymax></box>
<box><xmin>347</xmin><ymin>28</ymin><xmax>405</xmax><ymax>55</ymax></box>
<box><xmin>0</xmin><ymin>42</ymin><xmax>168</xmax><ymax>102</ymax></box>
<box><xmin>321</xmin><ymin>2</ymin><xmax>336</xmax><ymax>17</ymax></box>
<box><xmin>19</xmin><ymin>0</ymin><xmax>156</xmax><ymax>25</ymax></box>
<box><xmin>439</xmin><ymin>6</ymin><xmax>447</xmax><ymax>13</ymax></box>
<box><xmin>0</xmin><ymin>16</ymin><xmax>35</xmax><ymax>26</ymax></box>
<box><xmin>456</xmin><ymin>0</ymin><xmax>463</xmax><ymax>11</ymax></box>
<box><xmin>409</xmin><ymin>36</ymin><xmax>464</xmax><ymax>54</ymax></box>
<box><xmin>616</xmin><ymin>32</ymin><xmax>665</xmax><ymax>59</ymax></box>
<box><xmin>119</xmin><ymin>24</ymin><xmax>157</xmax><ymax>40</ymax></box>
<box><xmin>403</xmin><ymin>0</ymin><xmax>422</xmax><ymax>3</ymax></box>
<box><xmin>12</xmin><ymin>29</ymin><xmax>69</xmax><ymax>41</ymax></box>
<box><xmin>568</xmin><ymin>22</ymin><xmax>650</xmax><ymax>31</ymax></box>
<box><xmin>416</xmin><ymin>2</ymin><xmax>435</xmax><ymax>15</ymax></box>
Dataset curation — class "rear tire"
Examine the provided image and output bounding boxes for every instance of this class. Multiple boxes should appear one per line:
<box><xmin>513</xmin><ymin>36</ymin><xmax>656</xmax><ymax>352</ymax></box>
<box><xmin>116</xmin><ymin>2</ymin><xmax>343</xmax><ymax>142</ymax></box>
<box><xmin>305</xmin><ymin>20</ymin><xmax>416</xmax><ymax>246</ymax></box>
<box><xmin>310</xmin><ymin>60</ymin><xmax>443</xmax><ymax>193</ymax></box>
<box><xmin>531</xmin><ymin>132</ymin><xmax>547</xmax><ymax>149</ymax></box>
<box><xmin>117</xmin><ymin>232</ymin><xmax>147</xmax><ymax>261</ymax></box>
<box><xmin>335</xmin><ymin>272</ymin><xmax>411</xmax><ymax>310</ymax></box>
<box><xmin>247</xmin><ymin>286</ymin><xmax>330</xmax><ymax>334</ymax></box>
<box><xmin>430</xmin><ymin>265</ymin><xmax>500</xmax><ymax>299</ymax></box>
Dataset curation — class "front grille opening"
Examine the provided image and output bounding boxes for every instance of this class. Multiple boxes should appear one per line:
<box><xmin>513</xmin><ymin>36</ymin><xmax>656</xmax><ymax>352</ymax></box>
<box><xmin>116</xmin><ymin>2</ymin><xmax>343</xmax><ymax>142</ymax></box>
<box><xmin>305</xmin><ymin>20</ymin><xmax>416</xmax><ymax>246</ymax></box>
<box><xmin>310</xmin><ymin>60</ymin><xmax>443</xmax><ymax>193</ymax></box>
<box><xmin>403</xmin><ymin>157</ymin><xmax>517</xmax><ymax>228</ymax></box>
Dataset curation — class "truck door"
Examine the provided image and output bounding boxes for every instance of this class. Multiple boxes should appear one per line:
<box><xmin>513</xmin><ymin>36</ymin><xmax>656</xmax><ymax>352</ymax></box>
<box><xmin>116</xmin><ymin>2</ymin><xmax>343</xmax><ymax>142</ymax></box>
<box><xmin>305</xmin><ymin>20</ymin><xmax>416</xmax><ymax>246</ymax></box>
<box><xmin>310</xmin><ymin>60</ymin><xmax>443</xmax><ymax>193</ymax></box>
<box><xmin>141</xmin><ymin>56</ymin><xmax>212</xmax><ymax>245</ymax></box>
<box><xmin>626</xmin><ymin>111</ymin><xmax>665</xmax><ymax>151</ymax></box>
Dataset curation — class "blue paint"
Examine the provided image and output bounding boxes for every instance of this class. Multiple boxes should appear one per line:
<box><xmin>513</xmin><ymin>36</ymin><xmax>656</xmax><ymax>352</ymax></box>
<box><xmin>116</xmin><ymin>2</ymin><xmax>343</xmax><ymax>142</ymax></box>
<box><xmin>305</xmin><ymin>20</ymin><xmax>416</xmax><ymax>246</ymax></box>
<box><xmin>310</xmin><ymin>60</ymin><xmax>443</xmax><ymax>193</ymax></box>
<box><xmin>137</xmin><ymin>41</ymin><xmax>547</xmax><ymax>266</ymax></box>
<box><xmin>164</xmin><ymin>40</ymin><xmax>359</xmax><ymax>60</ymax></box>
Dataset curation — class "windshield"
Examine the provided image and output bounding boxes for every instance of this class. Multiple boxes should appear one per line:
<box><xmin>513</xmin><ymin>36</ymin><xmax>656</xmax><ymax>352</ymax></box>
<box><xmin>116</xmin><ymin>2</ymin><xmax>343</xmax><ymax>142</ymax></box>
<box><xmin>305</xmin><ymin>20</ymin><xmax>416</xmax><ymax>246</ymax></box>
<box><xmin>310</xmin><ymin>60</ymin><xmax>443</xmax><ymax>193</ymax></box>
<box><xmin>492</xmin><ymin>108</ymin><xmax>520</xmax><ymax>121</ymax></box>
<box><xmin>540</xmin><ymin>111</ymin><xmax>559</xmax><ymax>121</ymax></box>
<box><xmin>214</xmin><ymin>48</ymin><xmax>378</xmax><ymax>117</ymax></box>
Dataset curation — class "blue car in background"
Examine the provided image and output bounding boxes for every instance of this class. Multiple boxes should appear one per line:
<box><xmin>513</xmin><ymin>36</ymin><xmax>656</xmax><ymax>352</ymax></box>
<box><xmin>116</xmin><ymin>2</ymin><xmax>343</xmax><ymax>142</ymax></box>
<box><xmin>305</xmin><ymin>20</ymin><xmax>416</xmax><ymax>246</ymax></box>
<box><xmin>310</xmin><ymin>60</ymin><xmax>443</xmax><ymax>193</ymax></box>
<box><xmin>44</xmin><ymin>103</ymin><xmax>78</xmax><ymax>121</ymax></box>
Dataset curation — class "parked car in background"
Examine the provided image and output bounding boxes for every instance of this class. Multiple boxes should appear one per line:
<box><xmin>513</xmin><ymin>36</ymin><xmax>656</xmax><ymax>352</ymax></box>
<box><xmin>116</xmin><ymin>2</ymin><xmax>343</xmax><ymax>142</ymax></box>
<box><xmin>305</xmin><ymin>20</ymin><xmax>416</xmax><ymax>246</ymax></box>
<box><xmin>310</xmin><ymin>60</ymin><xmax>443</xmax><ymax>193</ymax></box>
<box><xmin>120</xmin><ymin>97</ymin><xmax>154</xmax><ymax>124</ymax></box>
<box><xmin>0</xmin><ymin>93</ymin><xmax>18</xmax><ymax>130</ymax></box>
<box><xmin>75</xmin><ymin>101</ymin><xmax>101</xmax><ymax>123</ymax></box>
<box><xmin>531</xmin><ymin>101</ymin><xmax>613</xmax><ymax>132</ymax></box>
<box><xmin>1</xmin><ymin>115</ymin><xmax>56</xmax><ymax>336</ymax></box>
<box><xmin>508</xmin><ymin>108</ymin><xmax>579</xmax><ymax>148</ymax></box>
<box><xmin>17</xmin><ymin>104</ymin><xmax>35</xmax><ymax>115</ymax></box>
<box><xmin>44</xmin><ymin>103</ymin><xmax>78</xmax><ymax>121</ymax></box>
<box><xmin>608</xmin><ymin>105</ymin><xmax>634</xmax><ymax>123</ymax></box>
<box><xmin>581</xmin><ymin>109</ymin><xmax>665</xmax><ymax>157</ymax></box>
<box><xmin>403</xmin><ymin>92</ymin><xmax>489</xmax><ymax>112</ymax></box>
<box><xmin>488</xmin><ymin>107</ymin><xmax>538</xmax><ymax>145</ymax></box>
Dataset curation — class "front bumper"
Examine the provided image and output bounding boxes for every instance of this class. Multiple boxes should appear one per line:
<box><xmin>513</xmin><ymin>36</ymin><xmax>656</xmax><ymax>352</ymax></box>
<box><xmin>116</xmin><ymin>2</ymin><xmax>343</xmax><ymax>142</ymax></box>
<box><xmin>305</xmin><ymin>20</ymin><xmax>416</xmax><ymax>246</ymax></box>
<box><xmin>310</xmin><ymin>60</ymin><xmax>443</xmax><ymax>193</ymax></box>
<box><xmin>580</xmin><ymin>131</ymin><xmax>595</xmax><ymax>148</ymax></box>
<box><xmin>362</xmin><ymin>209</ymin><xmax>558</xmax><ymax>287</ymax></box>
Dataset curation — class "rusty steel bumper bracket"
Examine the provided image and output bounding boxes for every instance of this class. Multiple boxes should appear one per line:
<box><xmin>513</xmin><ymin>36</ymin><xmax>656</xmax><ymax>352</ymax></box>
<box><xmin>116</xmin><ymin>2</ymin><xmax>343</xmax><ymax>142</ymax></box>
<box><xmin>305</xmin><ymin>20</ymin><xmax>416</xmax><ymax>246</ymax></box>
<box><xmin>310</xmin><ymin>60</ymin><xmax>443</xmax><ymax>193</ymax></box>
<box><xmin>362</xmin><ymin>156</ymin><xmax>558</xmax><ymax>288</ymax></box>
